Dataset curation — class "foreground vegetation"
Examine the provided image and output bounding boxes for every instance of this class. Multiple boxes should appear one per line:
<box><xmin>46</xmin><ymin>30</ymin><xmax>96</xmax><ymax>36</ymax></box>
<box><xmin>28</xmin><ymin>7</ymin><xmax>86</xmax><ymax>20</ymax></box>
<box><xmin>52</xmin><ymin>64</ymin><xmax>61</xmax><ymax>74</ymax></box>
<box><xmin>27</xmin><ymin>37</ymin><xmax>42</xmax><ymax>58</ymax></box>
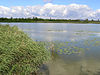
<box><xmin>0</xmin><ymin>25</ymin><xmax>50</xmax><ymax>75</ymax></box>
<box><xmin>0</xmin><ymin>17</ymin><xmax>100</xmax><ymax>24</ymax></box>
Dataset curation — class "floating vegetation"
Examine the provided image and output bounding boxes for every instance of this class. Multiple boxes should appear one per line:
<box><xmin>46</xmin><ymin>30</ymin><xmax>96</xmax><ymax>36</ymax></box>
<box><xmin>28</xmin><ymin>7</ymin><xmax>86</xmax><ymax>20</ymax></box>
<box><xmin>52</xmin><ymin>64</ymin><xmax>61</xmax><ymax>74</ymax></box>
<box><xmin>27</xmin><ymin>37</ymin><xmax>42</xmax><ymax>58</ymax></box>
<box><xmin>0</xmin><ymin>25</ymin><xmax>50</xmax><ymax>75</ymax></box>
<box><xmin>84</xmin><ymin>38</ymin><xmax>100</xmax><ymax>47</ymax></box>
<box><xmin>75</xmin><ymin>30</ymin><xmax>100</xmax><ymax>37</ymax></box>
<box><xmin>76</xmin><ymin>30</ymin><xmax>100</xmax><ymax>33</ymax></box>
<box><xmin>48</xmin><ymin>30</ymin><xmax>67</xmax><ymax>32</ymax></box>
<box><xmin>54</xmin><ymin>43</ymin><xmax>84</xmax><ymax>55</ymax></box>
<box><xmin>37</xmin><ymin>36</ymin><xmax>100</xmax><ymax>57</ymax></box>
<box><xmin>39</xmin><ymin>41</ymin><xmax>86</xmax><ymax>55</ymax></box>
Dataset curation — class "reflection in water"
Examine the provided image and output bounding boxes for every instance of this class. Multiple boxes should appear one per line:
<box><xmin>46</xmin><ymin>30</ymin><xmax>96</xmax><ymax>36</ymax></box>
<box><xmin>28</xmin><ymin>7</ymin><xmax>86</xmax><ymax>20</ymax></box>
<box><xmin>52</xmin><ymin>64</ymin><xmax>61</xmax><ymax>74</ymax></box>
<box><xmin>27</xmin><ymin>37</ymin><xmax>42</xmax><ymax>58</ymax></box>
<box><xmin>41</xmin><ymin>38</ymin><xmax>100</xmax><ymax>75</ymax></box>
<box><xmin>1</xmin><ymin>23</ymin><xmax>100</xmax><ymax>75</ymax></box>
<box><xmin>2</xmin><ymin>23</ymin><xmax>100</xmax><ymax>41</ymax></box>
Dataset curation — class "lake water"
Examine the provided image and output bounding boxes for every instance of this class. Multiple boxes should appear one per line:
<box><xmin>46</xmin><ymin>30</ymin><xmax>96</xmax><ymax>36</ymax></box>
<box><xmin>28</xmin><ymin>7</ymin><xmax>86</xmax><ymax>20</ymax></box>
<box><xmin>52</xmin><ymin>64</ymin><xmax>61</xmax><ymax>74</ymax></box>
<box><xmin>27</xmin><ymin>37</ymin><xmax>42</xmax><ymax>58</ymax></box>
<box><xmin>1</xmin><ymin>23</ymin><xmax>100</xmax><ymax>75</ymax></box>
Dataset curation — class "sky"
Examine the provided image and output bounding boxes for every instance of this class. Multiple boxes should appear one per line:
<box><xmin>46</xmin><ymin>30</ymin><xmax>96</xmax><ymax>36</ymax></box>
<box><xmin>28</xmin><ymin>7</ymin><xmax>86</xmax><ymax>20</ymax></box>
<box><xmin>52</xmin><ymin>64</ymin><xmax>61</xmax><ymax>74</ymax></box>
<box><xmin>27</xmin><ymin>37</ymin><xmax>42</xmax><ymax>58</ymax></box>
<box><xmin>0</xmin><ymin>0</ymin><xmax>100</xmax><ymax>19</ymax></box>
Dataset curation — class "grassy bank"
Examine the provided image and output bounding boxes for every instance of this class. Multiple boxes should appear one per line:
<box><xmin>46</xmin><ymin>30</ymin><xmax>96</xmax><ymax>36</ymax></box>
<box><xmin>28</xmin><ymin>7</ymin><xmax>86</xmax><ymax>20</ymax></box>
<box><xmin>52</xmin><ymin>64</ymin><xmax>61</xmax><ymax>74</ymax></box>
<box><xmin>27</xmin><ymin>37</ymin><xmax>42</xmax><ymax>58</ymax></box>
<box><xmin>0</xmin><ymin>25</ymin><xmax>50</xmax><ymax>75</ymax></box>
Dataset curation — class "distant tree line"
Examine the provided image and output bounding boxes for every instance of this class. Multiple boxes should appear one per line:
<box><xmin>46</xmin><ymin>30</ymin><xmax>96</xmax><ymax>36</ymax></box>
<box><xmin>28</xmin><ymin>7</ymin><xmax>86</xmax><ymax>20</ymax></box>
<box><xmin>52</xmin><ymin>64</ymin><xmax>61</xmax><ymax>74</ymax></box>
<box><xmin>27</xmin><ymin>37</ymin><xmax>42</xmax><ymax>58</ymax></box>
<box><xmin>0</xmin><ymin>17</ymin><xmax>100</xmax><ymax>24</ymax></box>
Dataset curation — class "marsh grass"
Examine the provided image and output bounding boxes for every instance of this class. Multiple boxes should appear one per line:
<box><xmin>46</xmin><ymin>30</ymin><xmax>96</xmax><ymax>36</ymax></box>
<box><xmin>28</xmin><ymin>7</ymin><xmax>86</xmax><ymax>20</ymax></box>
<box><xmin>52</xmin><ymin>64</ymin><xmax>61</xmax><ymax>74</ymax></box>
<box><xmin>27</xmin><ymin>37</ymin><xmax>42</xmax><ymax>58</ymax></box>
<box><xmin>0</xmin><ymin>25</ymin><xmax>50</xmax><ymax>75</ymax></box>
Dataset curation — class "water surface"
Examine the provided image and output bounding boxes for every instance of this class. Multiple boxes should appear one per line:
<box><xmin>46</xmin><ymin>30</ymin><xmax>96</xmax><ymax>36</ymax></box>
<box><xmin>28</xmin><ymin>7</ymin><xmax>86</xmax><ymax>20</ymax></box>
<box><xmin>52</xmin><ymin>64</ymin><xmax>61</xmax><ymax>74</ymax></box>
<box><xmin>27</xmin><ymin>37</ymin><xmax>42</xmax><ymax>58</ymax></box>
<box><xmin>1</xmin><ymin>23</ymin><xmax>100</xmax><ymax>75</ymax></box>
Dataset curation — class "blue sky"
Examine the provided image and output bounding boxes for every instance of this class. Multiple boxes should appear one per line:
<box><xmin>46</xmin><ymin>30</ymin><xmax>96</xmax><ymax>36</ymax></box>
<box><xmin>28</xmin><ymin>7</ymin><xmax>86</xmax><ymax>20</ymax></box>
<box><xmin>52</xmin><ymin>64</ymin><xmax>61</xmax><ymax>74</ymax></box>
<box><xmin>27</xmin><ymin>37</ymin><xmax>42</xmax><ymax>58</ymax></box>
<box><xmin>0</xmin><ymin>0</ymin><xmax>99</xmax><ymax>10</ymax></box>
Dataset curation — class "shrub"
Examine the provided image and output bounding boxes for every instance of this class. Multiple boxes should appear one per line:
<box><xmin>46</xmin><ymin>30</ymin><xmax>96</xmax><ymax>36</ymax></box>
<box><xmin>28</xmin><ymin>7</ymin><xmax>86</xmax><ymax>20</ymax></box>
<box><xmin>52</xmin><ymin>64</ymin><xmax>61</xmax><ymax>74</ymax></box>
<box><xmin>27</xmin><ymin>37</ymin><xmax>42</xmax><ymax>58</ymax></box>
<box><xmin>0</xmin><ymin>25</ymin><xmax>50</xmax><ymax>75</ymax></box>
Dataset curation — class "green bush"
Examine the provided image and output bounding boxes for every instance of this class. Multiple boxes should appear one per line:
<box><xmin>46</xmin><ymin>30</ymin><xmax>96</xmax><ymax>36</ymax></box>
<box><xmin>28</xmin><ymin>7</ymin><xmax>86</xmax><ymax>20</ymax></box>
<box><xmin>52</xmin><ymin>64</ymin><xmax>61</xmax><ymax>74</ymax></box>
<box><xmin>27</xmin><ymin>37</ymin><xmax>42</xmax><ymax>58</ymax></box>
<box><xmin>0</xmin><ymin>25</ymin><xmax>50</xmax><ymax>75</ymax></box>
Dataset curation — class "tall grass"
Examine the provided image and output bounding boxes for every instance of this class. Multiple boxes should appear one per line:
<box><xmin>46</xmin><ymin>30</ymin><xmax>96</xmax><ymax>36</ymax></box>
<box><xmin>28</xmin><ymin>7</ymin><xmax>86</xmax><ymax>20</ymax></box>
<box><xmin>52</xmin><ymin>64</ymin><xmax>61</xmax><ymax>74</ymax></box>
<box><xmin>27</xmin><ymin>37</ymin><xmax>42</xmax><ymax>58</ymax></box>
<box><xmin>0</xmin><ymin>25</ymin><xmax>50</xmax><ymax>75</ymax></box>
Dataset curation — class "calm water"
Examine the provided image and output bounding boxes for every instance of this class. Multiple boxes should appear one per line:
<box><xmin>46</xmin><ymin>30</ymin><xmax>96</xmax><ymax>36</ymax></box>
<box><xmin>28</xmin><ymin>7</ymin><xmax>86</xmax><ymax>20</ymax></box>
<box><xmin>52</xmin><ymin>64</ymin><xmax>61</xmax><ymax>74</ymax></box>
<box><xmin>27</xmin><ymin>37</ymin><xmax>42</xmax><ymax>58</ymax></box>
<box><xmin>1</xmin><ymin>23</ymin><xmax>100</xmax><ymax>75</ymax></box>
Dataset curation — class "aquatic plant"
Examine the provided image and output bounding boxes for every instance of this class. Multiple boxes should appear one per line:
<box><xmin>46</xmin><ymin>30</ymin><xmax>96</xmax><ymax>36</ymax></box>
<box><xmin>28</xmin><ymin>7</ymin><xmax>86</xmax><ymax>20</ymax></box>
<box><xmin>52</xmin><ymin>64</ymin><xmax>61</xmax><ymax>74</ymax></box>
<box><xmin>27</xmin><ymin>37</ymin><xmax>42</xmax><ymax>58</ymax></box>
<box><xmin>0</xmin><ymin>25</ymin><xmax>50</xmax><ymax>75</ymax></box>
<box><xmin>84</xmin><ymin>38</ymin><xmax>100</xmax><ymax>47</ymax></box>
<box><xmin>44</xmin><ymin>41</ymin><xmax>85</xmax><ymax>55</ymax></box>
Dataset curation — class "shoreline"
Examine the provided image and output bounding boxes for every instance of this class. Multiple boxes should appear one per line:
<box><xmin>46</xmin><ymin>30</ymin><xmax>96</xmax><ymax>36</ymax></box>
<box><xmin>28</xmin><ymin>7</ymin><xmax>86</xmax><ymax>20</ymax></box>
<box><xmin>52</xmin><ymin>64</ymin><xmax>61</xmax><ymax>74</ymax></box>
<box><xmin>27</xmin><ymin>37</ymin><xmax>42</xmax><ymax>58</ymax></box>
<box><xmin>0</xmin><ymin>22</ymin><xmax>100</xmax><ymax>24</ymax></box>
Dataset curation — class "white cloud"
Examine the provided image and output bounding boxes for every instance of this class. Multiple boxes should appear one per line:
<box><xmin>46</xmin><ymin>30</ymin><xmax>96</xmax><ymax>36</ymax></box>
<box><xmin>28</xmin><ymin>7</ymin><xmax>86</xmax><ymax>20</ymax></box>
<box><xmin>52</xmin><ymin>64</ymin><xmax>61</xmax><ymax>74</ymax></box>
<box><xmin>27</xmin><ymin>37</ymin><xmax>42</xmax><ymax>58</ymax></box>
<box><xmin>0</xmin><ymin>3</ymin><xmax>100</xmax><ymax>19</ymax></box>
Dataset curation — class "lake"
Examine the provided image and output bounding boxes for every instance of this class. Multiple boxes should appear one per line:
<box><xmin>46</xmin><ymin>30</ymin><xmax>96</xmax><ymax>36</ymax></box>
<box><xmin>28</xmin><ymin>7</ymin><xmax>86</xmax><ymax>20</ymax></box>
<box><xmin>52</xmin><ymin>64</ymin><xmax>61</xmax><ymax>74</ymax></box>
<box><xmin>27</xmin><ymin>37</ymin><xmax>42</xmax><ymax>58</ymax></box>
<box><xmin>1</xmin><ymin>23</ymin><xmax>100</xmax><ymax>75</ymax></box>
